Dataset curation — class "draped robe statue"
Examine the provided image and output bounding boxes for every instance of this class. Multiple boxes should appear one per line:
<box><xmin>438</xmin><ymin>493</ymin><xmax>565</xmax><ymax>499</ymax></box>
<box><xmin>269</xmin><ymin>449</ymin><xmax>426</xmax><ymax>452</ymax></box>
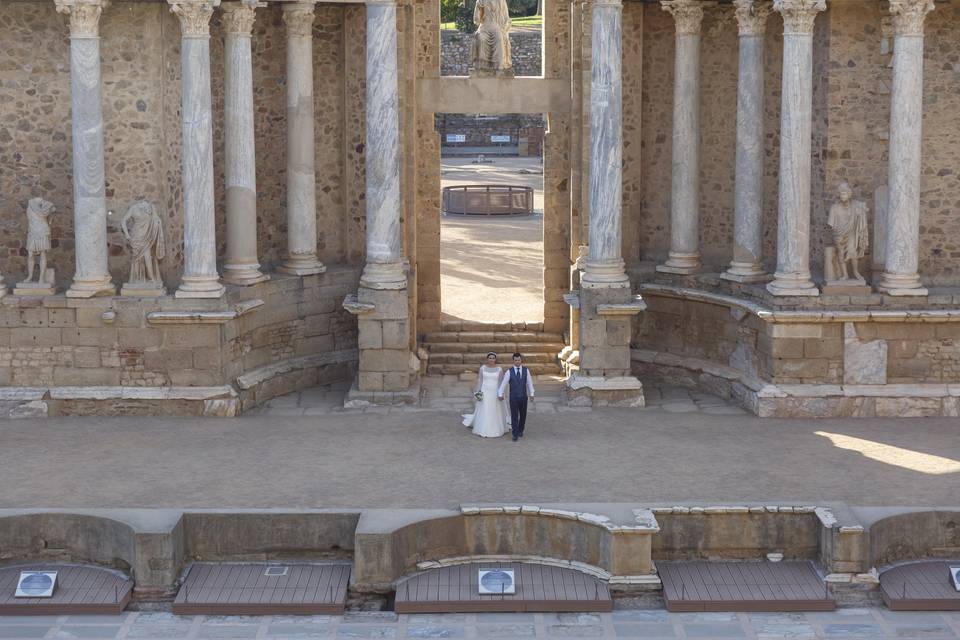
<box><xmin>24</xmin><ymin>197</ymin><xmax>55</xmax><ymax>285</ymax></box>
<box><xmin>121</xmin><ymin>200</ymin><xmax>165</xmax><ymax>291</ymax></box>
<box><xmin>471</xmin><ymin>0</ymin><xmax>513</xmax><ymax>77</ymax></box>
<box><xmin>825</xmin><ymin>182</ymin><xmax>869</xmax><ymax>283</ymax></box>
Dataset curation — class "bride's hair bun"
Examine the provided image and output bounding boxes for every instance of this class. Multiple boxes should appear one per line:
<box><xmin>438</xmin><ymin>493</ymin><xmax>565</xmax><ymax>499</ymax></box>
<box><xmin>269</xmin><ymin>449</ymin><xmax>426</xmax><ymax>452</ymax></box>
<box><xmin>486</xmin><ymin>351</ymin><xmax>497</xmax><ymax>359</ymax></box>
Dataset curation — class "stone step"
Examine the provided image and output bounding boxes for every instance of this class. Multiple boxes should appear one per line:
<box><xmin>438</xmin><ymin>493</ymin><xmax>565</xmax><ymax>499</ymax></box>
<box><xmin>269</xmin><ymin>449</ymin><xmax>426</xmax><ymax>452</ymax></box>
<box><xmin>424</xmin><ymin>342</ymin><xmax>566</xmax><ymax>354</ymax></box>
<box><xmin>428</xmin><ymin>352</ymin><xmax>558</xmax><ymax>365</ymax></box>
<box><xmin>440</xmin><ymin>320</ymin><xmax>545</xmax><ymax>333</ymax></box>
<box><xmin>426</xmin><ymin>363</ymin><xmax>563</xmax><ymax>376</ymax></box>
<box><xmin>422</xmin><ymin>331</ymin><xmax>564</xmax><ymax>344</ymax></box>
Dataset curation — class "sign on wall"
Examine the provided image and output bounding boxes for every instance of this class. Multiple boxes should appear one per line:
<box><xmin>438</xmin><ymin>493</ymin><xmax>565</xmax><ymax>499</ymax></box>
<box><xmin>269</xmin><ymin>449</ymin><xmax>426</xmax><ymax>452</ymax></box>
<box><xmin>478</xmin><ymin>569</ymin><xmax>515</xmax><ymax>594</ymax></box>
<box><xmin>490</xmin><ymin>135</ymin><xmax>511</xmax><ymax>143</ymax></box>
<box><xmin>446</xmin><ymin>134</ymin><xmax>466</xmax><ymax>143</ymax></box>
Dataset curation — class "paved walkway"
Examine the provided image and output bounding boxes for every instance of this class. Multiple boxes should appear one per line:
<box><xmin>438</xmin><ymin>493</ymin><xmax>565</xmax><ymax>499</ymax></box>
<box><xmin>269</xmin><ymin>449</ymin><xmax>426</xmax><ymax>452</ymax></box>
<box><xmin>2</xmin><ymin>382</ymin><xmax>960</xmax><ymax>509</ymax></box>
<box><xmin>0</xmin><ymin>609</ymin><xmax>958</xmax><ymax>639</ymax></box>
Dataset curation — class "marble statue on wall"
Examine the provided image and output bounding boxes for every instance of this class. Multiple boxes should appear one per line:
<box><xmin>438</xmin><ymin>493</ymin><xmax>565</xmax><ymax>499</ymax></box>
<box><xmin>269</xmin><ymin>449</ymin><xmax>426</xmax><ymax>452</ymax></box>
<box><xmin>471</xmin><ymin>0</ymin><xmax>513</xmax><ymax>77</ymax></box>
<box><xmin>120</xmin><ymin>199</ymin><xmax>166</xmax><ymax>297</ymax></box>
<box><xmin>824</xmin><ymin>181</ymin><xmax>870</xmax><ymax>293</ymax></box>
<box><xmin>14</xmin><ymin>197</ymin><xmax>57</xmax><ymax>296</ymax></box>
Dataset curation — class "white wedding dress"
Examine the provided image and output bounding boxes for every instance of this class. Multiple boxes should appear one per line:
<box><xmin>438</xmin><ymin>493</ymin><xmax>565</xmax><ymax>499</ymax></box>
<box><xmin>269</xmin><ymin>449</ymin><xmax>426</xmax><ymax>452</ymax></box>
<box><xmin>462</xmin><ymin>366</ymin><xmax>510</xmax><ymax>438</ymax></box>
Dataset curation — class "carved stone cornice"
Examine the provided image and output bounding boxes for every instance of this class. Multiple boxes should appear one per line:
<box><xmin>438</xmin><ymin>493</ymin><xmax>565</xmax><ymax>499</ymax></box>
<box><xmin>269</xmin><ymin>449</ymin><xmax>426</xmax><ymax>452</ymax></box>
<box><xmin>54</xmin><ymin>0</ymin><xmax>107</xmax><ymax>39</ymax></box>
<box><xmin>282</xmin><ymin>1</ymin><xmax>316</xmax><ymax>38</ymax></box>
<box><xmin>661</xmin><ymin>0</ymin><xmax>713</xmax><ymax>36</ymax></box>
<box><xmin>221</xmin><ymin>0</ymin><xmax>263</xmax><ymax>35</ymax></box>
<box><xmin>592</xmin><ymin>0</ymin><xmax>622</xmax><ymax>8</ymax></box>
<box><xmin>733</xmin><ymin>0</ymin><xmax>773</xmax><ymax>37</ymax></box>
<box><xmin>773</xmin><ymin>0</ymin><xmax>826</xmax><ymax>35</ymax></box>
<box><xmin>168</xmin><ymin>0</ymin><xmax>220</xmax><ymax>38</ymax></box>
<box><xmin>889</xmin><ymin>0</ymin><xmax>934</xmax><ymax>36</ymax></box>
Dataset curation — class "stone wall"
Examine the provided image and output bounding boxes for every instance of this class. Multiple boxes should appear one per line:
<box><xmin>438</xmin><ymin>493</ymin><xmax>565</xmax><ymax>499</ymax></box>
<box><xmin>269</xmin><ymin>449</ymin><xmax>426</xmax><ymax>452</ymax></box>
<box><xmin>0</xmin><ymin>268</ymin><xmax>359</xmax><ymax>417</ymax></box>
<box><xmin>435</xmin><ymin>113</ymin><xmax>544</xmax><ymax>155</ymax></box>
<box><xmin>440</xmin><ymin>29</ymin><xmax>542</xmax><ymax>77</ymax></box>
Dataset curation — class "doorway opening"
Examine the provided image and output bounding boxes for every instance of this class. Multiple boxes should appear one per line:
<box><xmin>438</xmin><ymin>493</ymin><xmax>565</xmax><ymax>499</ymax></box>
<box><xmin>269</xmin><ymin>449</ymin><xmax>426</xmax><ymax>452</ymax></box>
<box><xmin>438</xmin><ymin>113</ymin><xmax>545</xmax><ymax>324</ymax></box>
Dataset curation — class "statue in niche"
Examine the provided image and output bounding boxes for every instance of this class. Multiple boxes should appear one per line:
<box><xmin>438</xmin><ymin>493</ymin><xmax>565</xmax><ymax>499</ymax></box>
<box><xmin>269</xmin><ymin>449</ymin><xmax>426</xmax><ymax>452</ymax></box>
<box><xmin>825</xmin><ymin>181</ymin><xmax>869</xmax><ymax>285</ymax></box>
<box><xmin>470</xmin><ymin>0</ymin><xmax>513</xmax><ymax>77</ymax></box>
<box><xmin>121</xmin><ymin>199</ymin><xmax>166</xmax><ymax>296</ymax></box>
<box><xmin>22</xmin><ymin>197</ymin><xmax>56</xmax><ymax>288</ymax></box>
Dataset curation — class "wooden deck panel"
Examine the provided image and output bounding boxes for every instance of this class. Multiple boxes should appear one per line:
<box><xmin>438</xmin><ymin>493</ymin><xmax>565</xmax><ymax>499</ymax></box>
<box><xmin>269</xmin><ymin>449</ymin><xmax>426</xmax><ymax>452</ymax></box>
<box><xmin>0</xmin><ymin>564</ymin><xmax>132</xmax><ymax>615</ymax></box>
<box><xmin>172</xmin><ymin>562</ymin><xmax>351</xmax><ymax>615</ymax></box>
<box><xmin>659</xmin><ymin>561</ymin><xmax>835</xmax><ymax>613</ymax></box>
<box><xmin>881</xmin><ymin>561</ymin><xmax>960</xmax><ymax>611</ymax></box>
<box><xmin>394</xmin><ymin>562</ymin><xmax>613</xmax><ymax>614</ymax></box>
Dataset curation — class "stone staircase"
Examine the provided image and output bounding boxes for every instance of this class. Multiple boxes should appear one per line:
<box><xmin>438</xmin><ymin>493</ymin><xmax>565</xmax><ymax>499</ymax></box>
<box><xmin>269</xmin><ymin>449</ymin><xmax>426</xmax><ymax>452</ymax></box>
<box><xmin>421</xmin><ymin>321</ymin><xmax>566</xmax><ymax>376</ymax></box>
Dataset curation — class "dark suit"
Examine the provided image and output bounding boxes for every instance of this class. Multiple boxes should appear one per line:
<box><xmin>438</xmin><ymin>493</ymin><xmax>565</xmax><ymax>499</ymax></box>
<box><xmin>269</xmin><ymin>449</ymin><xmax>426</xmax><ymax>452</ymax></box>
<box><xmin>507</xmin><ymin>366</ymin><xmax>529</xmax><ymax>439</ymax></box>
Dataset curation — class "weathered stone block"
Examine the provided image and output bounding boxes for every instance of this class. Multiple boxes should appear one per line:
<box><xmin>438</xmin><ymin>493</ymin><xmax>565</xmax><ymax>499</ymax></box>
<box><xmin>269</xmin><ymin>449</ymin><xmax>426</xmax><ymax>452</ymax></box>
<box><xmin>770</xmin><ymin>324</ymin><xmax>823</xmax><ymax>338</ymax></box>
<box><xmin>875</xmin><ymin>397</ymin><xmax>942</xmax><ymax>417</ymax></box>
<box><xmin>192</xmin><ymin>348</ymin><xmax>221</xmax><ymax>371</ymax></box>
<box><xmin>805</xmin><ymin>338</ymin><xmax>843</xmax><ymax>359</ymax></box>
<box><xmin>145</xmin><ymin>348</ymin><xmax>193</xmax><ymax>371</ymax></box>
<box><xmin>358</xmin><ymin>371</ymin><xmax>384</xmax><ymax>391</ymax></box>
<box><xmin>163</xmin><ymin>326</ymin><xmax>221</xmax><ymax>349</ymax></box>
<box><xmin>381</xmin><ymin>320</ymin><xmax>408</xmax><ymax>350</ymax></box>
<box><xmin>118</xmin><ymin>328</ymin><xmax>163</xmax><ymax>349</ymax></box>
<box><xmin>772</xmin><ymin>358</ymin><xmax>830</xmax><ymax>379</ymax></box>
<box><xmin>361</xmin><ymin>348</ymin><xmax>411</xmax><ymax>373</ymax></box>
<box><xmin>61</xmin><ymin>328</ymin><xmax>118</xmax><ymax>348</ymax></box>
<box><xmin>383</xmin><ymin>371</ymin><xmax>412</xmax><ymax>391</ymax></box>
<box><xmin>53</xmin><ymin>366</ymin><xmax>120</xmax><ymax>386</ymax></box>
<box><xmin>11</xmin><ymin>327</ymin><xmax>61</xmax><ymax>348</ymax></box>
<box><xmin>73</xmin><ymin>346</ymin><xmax>101</xmax><ymax>368</ymax></box>
<box><xmin>606</xmin><ymin>319</ymin><xmax>632</xmax><ymax>347</ymax></box>
<box><xmin>357</xmin><ymin>320</ymin><xmax>383</xmax><ymax>350</ymax></box>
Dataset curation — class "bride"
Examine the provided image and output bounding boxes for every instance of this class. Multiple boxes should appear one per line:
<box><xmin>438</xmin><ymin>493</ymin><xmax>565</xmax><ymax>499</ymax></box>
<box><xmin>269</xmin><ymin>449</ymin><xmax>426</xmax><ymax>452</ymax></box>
<box><xmin>462</xmin><ymin>352</ymin><xmax>510</xmax><ymax>438</ymax></box>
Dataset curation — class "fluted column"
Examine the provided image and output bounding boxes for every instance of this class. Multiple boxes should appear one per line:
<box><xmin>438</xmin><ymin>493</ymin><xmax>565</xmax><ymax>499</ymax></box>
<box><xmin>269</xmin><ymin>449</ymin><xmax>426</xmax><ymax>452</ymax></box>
<box><xmin>169</xmin><ymin>0</ymin><xmax>225</xmax><ymax>298</ymax></box>
<box><xmin>722</xmin><ymin>0</ymin><xmax>772</xmax><ymax>283</ymax></box>
<box><xmin>766</xmin><ymin>0</ymin><xmax>824</xmax><ymax>297</ymax></box>
<box><xmin>57</xmin><ymin>0</ymin><xmax>115</xmax><ymax>298</ymax></box>
<box><xmin>221</xmin><ymin>0</ymin><xmax>268</xmax><ymax>285</ymax></box>
<box><xmin>878</xmin><ymin>0</ymin><xmax>933</xmax><ymax>296</ymax></box>
<box><xmin>657</xmin><ymin>0</ymin><xmax>711</xmax><ymax>276</ymax></box>
<box><xmin>280</xmin><ymin>1</ymin><xmax>325</xmax><ymax>276</ymax></box>
<box><xmin>361</xmin><ymin>0</ymin><xmax>404</xmax><ymax>288</ymax></box>
<box><xmin>582</xmin><ymin>0</ymin><xmax>627</xmax><ymax>286</ymax></box>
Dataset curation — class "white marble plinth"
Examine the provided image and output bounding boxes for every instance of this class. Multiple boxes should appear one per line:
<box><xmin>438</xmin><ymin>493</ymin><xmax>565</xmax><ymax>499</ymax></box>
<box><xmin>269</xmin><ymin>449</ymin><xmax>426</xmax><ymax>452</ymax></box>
<box><xmin>222</xmin><ymin>1</ymin><xmax>267</xmax><ymax>287</ymax></box>
<box><xmin>583</xmin><ymin>0</ymin><xmax>628</xmax><ymax>286</ymax></box>
<box><xmin>822</xmin><ymin>280</ymin><xmax>872</xmax><ymax>296</ymax></box>
<box><xmin>121</xmin><ymin>282</ymin><xmax>167</xmax><ymax>298</ymax></box>
<box><xmin>14</xmin><ymin>281</ymin><xmax>57</xmax><ymax>297</ymax></box>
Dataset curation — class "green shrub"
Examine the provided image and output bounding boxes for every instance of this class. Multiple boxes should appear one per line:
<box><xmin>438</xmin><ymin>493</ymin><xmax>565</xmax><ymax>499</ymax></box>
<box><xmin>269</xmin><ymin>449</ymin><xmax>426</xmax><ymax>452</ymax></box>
<box><xmin>455</xmin><ymin>0</ymin><xmax>477</xmax><ymax>33</ymax></box>
<box><xmin>440</xmin><ymin>0</ymin><xmax>461</xmax><ymax>26</ymax></box>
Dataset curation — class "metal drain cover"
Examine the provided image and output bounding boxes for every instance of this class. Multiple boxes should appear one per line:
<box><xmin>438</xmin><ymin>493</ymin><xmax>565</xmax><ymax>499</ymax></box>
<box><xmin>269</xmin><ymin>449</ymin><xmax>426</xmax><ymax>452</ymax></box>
<box><xmin>264</xmin><ymin>566</ymin><xmax>289</xmax><ymax>577</ymax></box>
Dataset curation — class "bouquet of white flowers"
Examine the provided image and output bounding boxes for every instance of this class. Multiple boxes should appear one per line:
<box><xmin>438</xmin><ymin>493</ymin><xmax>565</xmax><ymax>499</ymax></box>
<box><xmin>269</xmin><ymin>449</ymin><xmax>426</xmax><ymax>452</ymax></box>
<box><xmin>474</xmin><ymin>390</ymin><xmax>484</xmax><ymax>401</ymax></box>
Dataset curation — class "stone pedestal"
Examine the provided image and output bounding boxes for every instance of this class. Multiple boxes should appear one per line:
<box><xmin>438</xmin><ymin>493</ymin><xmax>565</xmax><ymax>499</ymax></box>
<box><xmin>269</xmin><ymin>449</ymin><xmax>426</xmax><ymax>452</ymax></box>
<box><xmin>565</xmin><ymin>283</ymin><xmax>645</xmax><ymax>408</ymax></box>
<box><xmin>766</xmin><ymin>0</ymin><xmax>824</xmax><ymax>297</ymax></box>
<box><xmin>120</xmin><ymin>282</ymin><xmax>166</xmax><ymax>297</ymax></box>
<box><xmin>57</xmin><ymin>0</ymin><xmax>116</xmax><ymax>299</ymax></box>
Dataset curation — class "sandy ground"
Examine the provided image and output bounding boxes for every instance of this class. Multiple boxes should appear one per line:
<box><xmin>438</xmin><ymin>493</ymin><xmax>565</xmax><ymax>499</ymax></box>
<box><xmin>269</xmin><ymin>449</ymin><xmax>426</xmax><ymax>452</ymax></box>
<box><xmin>2</xmin><ymin>401</ymin><xmax>959</xmax><ymax>509</ymax></box>
<box><xmin>440</xmin><ymin>158</ymin><xmax>544</xmax><ymax>323</ymax></box>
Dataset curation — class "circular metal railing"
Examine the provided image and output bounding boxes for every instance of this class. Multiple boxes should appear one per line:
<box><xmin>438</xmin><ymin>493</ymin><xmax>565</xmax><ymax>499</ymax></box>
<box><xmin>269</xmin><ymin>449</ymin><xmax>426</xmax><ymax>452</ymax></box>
<box><xmin>442</xmin><ymin>185</ymin><xmax>535</xmax><ymax>216</ymax></box>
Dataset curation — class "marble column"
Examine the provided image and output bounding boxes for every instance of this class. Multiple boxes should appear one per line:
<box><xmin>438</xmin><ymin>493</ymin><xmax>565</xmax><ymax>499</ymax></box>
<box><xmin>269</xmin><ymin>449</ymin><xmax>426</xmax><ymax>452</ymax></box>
<box><xmin>766</xmin><ymin>0</ymin><xmax>824</xmax><ymax>297</ymax></box>
<box><xmin>878</xmin><ymin>0</ymin><xmax>933</xmax><ymax>296</ymax></box>
<box><xmin>280</xmin><ymin>1</ymin><xmax>325</xmax><ymax>276</ymax></box>
<box><xmin>722</xmin><ymin>0</ymin><xmax>772</xmax><ymax>283</ymax></box>
<box><xmin>169</xmin><ymin>0</ymin><xmax>225</xmax><ymax>298</ymax></box>
<box><xmin>657</xmin><ymin>0</ymin><xmax>711</xmax><ymax>276</ymax></box>
<box><xmin>221</xmin><ymin>0</ymin><xmax>268</xmax><ymax>285</ymax></box>
<box><xmin>56</xmin><ymin>0</ymin><xmax>115</xmax><ymax>298</ymax></box>
<box><xmin>582</xmin><ymin>0</ymin><xmax>627</xmax><ymax>286</ymax></box>
<box><xmin>361</xmin><ymin>0</ymin><xmax>404</xmax><ymax>289</ymax></box>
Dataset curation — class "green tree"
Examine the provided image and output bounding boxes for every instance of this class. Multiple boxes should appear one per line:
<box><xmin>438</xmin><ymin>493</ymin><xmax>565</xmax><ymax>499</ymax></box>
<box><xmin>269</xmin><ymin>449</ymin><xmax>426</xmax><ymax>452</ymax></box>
<box><xmin>441</xmin><ymin>0</ymin><xmax>461</xmax><ymax>25</ymax></box>
<box><xmin>455</xmin><ymin>0</ymin><xmax>477</xmax><ymax>33</ymax></box>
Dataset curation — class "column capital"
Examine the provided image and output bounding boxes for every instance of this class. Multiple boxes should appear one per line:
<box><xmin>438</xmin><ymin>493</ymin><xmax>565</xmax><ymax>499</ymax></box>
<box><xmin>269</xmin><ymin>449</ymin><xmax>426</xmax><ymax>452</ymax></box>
<box><xmin>889</xmin><ymin>0</ymin><xmax>934</xmax><ymax>36</ymax></box>
<box><xmin>592</xmin><ymin>0</ymin><xmax>622</xmax><ymax>8</ymax></box>
<box><xmin>282</xmin><ymin>1</ymin><xmax>317</xmax><ymax>37</ymax></box>
<box><xmin>54</xmin><ymin>0</ymin><xmax>107</xmax><ymax>38</ymax></box>
<box><xmin>773</xmin><ymin>0</ymin><xmax>825</xmax><ymax>35</ymax></box>
<box><xmin>221</xmin><ymin>1</ymin><xmax>263</xmax><ymax>35</ymax></box>
<box><xmin>661</xmin><ymin>0</ymin><xmax>714</xmax><ymax>36</ymax></box>
<box><xmin>733</xmin><ymin>0</ymin><xmax>773</xmax><ymax>36</ymax></box>
<box><xmin>168</xmin><ymin>0</ymin><xmax>220</xmax><ymax>37</ymax></box>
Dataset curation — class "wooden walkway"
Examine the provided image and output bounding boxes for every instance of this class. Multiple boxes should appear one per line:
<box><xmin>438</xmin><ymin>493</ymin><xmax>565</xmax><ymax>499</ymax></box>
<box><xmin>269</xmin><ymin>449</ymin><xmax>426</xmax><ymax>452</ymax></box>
<box><xmin>881</xmin><ymin>561</ymin><xmax>960</xmax><ymax>611</ymax></box>
<box><xmin>394</xmin><ymin>562</ymin><xmax>612</xmax><ymax>613</ymax></box>
<box><xmin>659</xmin><ymin>561</ymin><xmax>835</xmax><ymax>612</ymax></box>
<box><xmin>0</xmin><ymin>564</ymin><xmax>132</xmax><ymax>615</ymax></box>
<box><xmin>172</xmin><ymin>562</ymin><xmax>351</xmax><ymax>615</ymax></box>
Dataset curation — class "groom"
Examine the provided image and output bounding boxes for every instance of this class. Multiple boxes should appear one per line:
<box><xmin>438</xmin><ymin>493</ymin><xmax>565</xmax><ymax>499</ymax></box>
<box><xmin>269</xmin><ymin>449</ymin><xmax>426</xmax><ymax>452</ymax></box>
<box><xmin>497</xmin><ymin>352</ymin><xmax>535</xmax><ymax>441</ymax></box>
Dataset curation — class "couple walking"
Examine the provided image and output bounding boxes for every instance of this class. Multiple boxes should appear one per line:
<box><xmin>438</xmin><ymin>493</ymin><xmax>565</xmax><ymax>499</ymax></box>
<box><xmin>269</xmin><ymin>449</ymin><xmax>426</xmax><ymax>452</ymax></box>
<box><xmin>462</xmin><ymin>352</ymin><xmax>535</xmax><ymax>441</ymax></box>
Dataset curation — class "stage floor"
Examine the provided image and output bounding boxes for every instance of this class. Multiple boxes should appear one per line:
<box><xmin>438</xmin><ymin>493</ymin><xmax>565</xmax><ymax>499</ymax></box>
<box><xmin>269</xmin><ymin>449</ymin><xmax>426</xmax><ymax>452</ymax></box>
<box><xmin>1</xmin><ymin>384</ymin><xmax>959</xmax><ymax>510</ymax></box>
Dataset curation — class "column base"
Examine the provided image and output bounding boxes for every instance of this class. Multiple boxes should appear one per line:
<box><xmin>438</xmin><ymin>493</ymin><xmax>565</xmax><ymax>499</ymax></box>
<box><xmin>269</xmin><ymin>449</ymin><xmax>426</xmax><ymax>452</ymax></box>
<box><xmin>0</xmin><ymin>281</ymin><xmax>6</xmax><ymax>299</ymax></box>
<box><xmin>656</xmin><ymin>252</ymin><xmax>701</xmax><ymax>275</ymax></box>
<box><xmin>14</xmin><ymin>281</ymin><xmax>56</xmax><ymax>296</ymax></box>
<box><xmin>278</xmin><ymin>258</ymin><xmax>326</xmax><ymax>277</ymax></box>
<box><xmin>360</xmin><ymin>261</ymin><xmax>407</xmax><ymax>290</ymax></box>
<box><xmin>65</xmin><ymin>277</ymin><xmax>116</xmax><ymax>299</ymax></box>
<box><xmin>222</xmin><ymin>264</ymin><xmax>270</xmax><ymax>286</ymax></box>
<box><xmin>343</xmin><ymin>377</ymin><xmax>421</xmax><ymax>409</ymax></box>
<box><xmin>175</xmin><ymin>276</ymin><xmax>225</xmax><ymax>299</ymax></box>
<box><xmin>581</xmin><ymin>259</ymin><xmax>628</xmax><ymax>286</ymax></box>
<box><xmin>563</xmin><ymin>373</ymin><xmax>645</xmax><ymax>408</ymax></box>
<box><xmin>720</xmin><ymin>263</ymin><xmax>769</xmax><ymax>283</ymax></box>
<box><xmin>766</xmin><ymin>274</ymin><xmax>819</xmax><ymax>297</ymax></box>
<box><xmin>877</xmin><ymin>271</ymin><xmax>928</xmax><ymax>297</ymax></box>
